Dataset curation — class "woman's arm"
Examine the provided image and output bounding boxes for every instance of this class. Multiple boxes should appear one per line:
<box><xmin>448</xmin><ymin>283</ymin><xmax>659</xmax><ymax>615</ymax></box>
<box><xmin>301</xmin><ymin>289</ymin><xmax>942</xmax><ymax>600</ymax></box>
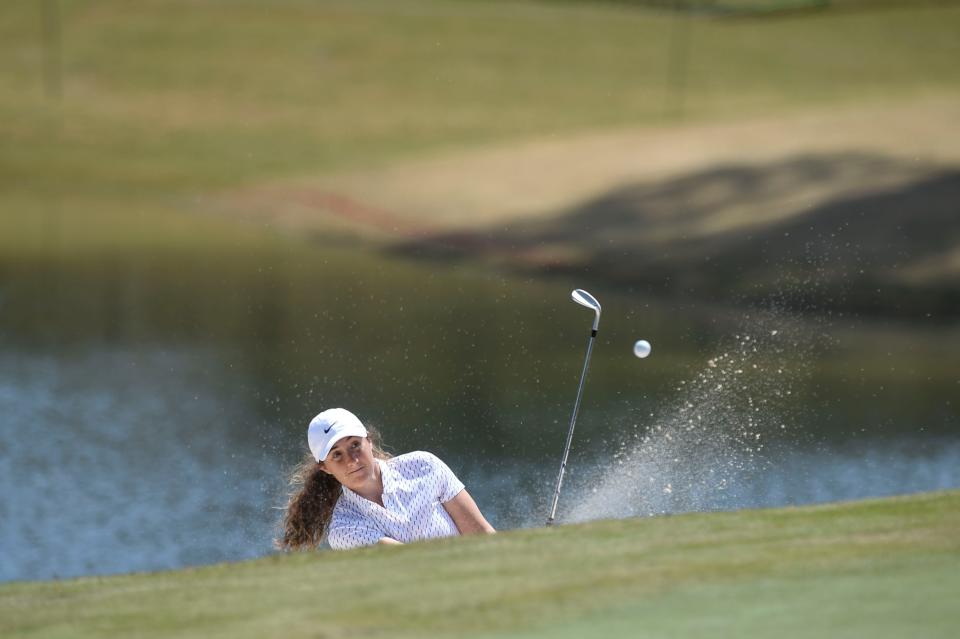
<box><xmin>443</xmin><ymin>489</ymin><xmax>496</xmax><ymax>535</ymax></box>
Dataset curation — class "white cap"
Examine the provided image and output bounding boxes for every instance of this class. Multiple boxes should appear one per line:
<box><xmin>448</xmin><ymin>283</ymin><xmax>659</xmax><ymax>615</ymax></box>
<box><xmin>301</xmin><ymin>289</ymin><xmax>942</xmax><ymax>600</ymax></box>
<box><xmin>307</xmin><ymin>408</ymin><xmax>368</xmax><ymax>462</ymax></box>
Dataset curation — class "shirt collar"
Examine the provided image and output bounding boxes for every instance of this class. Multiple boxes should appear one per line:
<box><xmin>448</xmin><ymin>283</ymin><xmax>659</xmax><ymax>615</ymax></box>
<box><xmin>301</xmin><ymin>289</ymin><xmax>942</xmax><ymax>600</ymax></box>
<box><xmin>378</xmin><ymin>458</ymin><xmax>398</xmax><ymax>494</ymax></box>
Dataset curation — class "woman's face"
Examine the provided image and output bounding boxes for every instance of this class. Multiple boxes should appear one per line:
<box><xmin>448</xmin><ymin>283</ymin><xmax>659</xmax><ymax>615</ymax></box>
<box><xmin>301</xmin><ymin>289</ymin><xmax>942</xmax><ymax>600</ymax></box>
<box><xmin>319</xmin><ymin>436</ymin><xmax>378</xmax><ymax>490</ymax></box>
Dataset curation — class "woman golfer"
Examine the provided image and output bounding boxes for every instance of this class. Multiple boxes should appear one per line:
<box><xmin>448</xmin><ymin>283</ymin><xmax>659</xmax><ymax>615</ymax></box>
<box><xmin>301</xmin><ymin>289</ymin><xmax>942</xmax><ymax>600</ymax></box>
<box><xmin>278</xmin><ymin>408</ymin><xmax>495</xmax><ymax>550</ymax></box>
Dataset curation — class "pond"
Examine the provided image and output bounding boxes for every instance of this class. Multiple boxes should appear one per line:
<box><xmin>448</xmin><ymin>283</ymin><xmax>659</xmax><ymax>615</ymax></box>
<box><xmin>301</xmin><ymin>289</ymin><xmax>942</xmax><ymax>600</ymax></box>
<box><xmin>1</xmin><ymin>224</ymin><xmax>957</xmax><ymax>582</ymax></box>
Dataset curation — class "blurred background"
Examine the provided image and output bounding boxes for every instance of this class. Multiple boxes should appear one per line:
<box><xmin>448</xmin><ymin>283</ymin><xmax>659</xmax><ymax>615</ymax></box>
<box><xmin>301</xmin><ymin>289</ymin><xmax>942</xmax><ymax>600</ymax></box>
<box><xmin>1</xmin><ymin>0</ymin><xmax>958</xmax><ymax>582</ymax></box>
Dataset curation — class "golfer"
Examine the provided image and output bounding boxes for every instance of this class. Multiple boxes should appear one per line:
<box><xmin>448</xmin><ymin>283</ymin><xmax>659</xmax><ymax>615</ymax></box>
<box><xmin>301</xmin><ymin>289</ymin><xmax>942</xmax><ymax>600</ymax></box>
<box><xmin>277</xmin><ymin>408</ymin><xmax>495</xmax><ymax>550</ymax></box>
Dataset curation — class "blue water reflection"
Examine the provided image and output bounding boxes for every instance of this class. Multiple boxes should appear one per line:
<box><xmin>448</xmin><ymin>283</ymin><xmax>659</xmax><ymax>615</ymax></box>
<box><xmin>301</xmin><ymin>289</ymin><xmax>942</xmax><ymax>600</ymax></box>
<box><xmin>0</xmin><ymin>242</ymin><xmax>957</xmax><ymax>582</ymax></box>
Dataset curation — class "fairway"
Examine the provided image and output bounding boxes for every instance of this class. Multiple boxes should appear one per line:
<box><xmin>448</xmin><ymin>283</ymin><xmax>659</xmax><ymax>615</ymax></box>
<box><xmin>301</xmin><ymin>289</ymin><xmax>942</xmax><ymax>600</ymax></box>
<box><xmin>2</xmin><ymin>490</ymin><xmax>958</xmax><ymax>638</ymax></box>
<box><xmin>3</xmin><ymin>0</ymin><xmax>959</xmax><ymax>202</ymax></box>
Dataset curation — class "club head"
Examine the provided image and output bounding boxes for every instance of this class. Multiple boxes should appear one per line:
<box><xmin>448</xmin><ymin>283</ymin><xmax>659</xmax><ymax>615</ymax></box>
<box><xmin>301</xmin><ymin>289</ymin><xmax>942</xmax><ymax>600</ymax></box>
<box><xmin>571</xmin><ymin>289</ymin><xmax>601</xmax><ymax>331</ymax></box>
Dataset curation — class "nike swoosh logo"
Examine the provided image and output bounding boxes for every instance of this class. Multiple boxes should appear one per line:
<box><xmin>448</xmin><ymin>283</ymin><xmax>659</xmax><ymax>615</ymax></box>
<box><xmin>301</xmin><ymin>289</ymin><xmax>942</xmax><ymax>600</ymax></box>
<box><xmin>323</xmin><ymin>421</ymin><xmax>338</xmax><ymax>434</ymax></box>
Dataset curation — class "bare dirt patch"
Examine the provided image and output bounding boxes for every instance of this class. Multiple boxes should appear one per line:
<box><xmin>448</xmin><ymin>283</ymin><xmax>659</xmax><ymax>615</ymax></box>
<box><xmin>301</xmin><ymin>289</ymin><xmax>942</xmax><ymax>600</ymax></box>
<box><xmin>208</xmin><ymin>95</ymin><xmax>960</xmax><ymax>317</ymax></box>
<box><xmin>213</xmin><ymin>95</ymin><xmax>960</xmax><ymax>242</ymax></box>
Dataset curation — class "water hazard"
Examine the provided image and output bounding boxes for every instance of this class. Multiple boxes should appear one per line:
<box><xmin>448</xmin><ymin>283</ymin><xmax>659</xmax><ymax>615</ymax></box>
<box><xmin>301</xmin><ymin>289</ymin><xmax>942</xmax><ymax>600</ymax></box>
<box><xmin>1</xmin><ymin>237</ymin><xmax>957</xmax><ymax>582</ymax></box>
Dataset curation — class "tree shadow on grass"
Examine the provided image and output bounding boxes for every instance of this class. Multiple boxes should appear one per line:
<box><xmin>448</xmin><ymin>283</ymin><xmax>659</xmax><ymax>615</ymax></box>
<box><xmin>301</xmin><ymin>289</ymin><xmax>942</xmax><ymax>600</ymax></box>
<box><xmin>387</xmin><ymin>152</ymin><xmax>960</xmax><ymax>319</ymax></box>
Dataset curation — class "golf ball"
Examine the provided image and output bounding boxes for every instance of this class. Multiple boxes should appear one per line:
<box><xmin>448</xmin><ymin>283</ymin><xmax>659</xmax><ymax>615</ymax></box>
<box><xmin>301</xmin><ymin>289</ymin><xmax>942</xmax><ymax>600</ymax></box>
<box><xmin>633</xmin><ymin>340</ymin><xmax>652</xmax><ymax>358</ymax></box>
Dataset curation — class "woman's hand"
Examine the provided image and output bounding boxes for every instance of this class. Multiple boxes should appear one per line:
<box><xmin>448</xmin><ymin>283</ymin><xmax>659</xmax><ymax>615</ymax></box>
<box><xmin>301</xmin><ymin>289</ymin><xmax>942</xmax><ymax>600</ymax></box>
<box><xmin>378</xmin><ymin>537</ymin><xmax>403</xmax><ymax>545</ymax></box>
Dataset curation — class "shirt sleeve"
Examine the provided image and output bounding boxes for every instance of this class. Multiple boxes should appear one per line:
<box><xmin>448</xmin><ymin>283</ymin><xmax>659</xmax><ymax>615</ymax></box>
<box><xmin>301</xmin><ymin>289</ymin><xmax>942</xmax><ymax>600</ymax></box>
<box><xmin>423</xmin><ymin>452</ymin><xmax>466</xmax><ymax>503</ymax></box>
<box><xmin>327</xmin><ymin>524</ymin><xmax>384</xmax><ymax>550</ymax></box>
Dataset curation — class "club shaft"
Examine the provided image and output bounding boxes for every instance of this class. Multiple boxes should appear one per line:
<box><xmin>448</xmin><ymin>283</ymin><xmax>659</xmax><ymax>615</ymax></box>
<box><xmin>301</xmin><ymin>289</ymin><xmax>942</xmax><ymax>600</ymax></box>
<box><xmin>546</xmin><ymin>329</ymin><xmax>597</xmax><ymax>526</ymax></box>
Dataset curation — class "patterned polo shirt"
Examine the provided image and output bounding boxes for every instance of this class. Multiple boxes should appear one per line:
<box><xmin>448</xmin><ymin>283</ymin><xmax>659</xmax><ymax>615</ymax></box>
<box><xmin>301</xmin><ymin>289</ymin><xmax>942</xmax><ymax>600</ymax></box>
<box><xmin>327</xmin><ymin>451</ymin><xmax>465</xmax><ymax>550</ymax></box>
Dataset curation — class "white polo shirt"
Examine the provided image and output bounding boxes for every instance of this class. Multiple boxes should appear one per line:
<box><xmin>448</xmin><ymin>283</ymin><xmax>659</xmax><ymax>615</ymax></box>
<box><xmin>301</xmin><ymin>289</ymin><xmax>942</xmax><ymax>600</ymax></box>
<box><xmin>327</xmin><ymin>451</ymin><xmax>466</xmax><ymax>550</ymax></box>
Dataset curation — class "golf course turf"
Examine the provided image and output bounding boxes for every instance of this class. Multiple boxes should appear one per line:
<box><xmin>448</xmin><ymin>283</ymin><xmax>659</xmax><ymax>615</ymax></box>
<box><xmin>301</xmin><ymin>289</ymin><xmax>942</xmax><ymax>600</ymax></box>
<box><xmin>3</xmin><ymin>3</ymin><xmax>958</xmax><ymax>635</ymax></box>
<box><xmin>2</xmin><ymin>490</ymin><xmax>957</xmax><ymax>638</ymax></box>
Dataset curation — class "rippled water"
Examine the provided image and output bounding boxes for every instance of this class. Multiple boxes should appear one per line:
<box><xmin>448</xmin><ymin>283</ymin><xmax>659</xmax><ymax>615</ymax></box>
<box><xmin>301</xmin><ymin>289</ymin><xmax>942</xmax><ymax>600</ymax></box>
<box><xmin>0</xmin><ymin>348</ymin><xmax>280</xmax><ymax>581</ymax></box>
<box><xmin>1</xmin><ymin>240</ymin><xmax>957</xmax><ymax>582</ymax></box>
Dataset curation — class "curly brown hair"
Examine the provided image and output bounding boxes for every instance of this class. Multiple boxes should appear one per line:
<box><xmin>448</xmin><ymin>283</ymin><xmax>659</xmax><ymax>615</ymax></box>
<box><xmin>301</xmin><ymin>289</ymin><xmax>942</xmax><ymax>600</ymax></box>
<box><xmin>275</xmin><ymin>427</ymin><xmax>392</xmax><ymax>551</ymax></box>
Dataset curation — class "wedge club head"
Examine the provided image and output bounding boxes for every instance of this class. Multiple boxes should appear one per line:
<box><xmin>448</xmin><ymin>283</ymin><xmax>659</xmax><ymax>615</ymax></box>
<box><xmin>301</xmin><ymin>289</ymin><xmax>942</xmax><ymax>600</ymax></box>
<box><xmin>571</xmin><ymin>289</ymin><xmax>601</xmax><ymax>332</ymax></box>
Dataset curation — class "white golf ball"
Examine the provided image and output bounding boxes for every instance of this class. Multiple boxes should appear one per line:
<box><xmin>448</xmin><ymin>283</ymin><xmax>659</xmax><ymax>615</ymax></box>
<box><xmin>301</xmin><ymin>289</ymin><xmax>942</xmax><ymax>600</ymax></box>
<box><xmin>633</xmin><ymin>340</ymin><xmax>652</xmax><ymax>358</ymax></box>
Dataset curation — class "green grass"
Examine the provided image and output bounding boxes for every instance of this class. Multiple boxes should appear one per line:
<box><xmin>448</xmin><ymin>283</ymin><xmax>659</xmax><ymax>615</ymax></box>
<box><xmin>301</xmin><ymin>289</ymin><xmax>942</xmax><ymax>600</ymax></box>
<box><xmin>3</xmin><ymin>0</ymin><xmax>960</xmax><ymax>199</ymax></box>
<box><xmin>2</xmin><ymin>490</ymin><xmax>958</xmax><ymax>638</ymax></box>
<box><xmin>1</xmin><ymin>0</ymin><xmax>958</xmax><ymax>264</ymax></box>
<box><xmin>1</xmin><ymin>0</ymin><xmax>958</xmax><ymax>260</ymax></box>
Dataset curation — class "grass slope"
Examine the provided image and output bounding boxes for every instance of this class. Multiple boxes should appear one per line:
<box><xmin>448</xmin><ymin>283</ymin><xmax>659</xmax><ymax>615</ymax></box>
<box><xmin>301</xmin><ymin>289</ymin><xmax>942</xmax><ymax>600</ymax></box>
<box><xmin>2</xmin><ymin>0</ymin><xmax>958</xmax><ymax>286</ymax></box>
<box><xmin>2</xmin><ymin>490</ymin><xmax>958</xmax><ymax>638</ymax></box>
<box><xmin>3</xmin><ymin>0</ymin><xmax>959</xmax><ymax>199</ymax></box>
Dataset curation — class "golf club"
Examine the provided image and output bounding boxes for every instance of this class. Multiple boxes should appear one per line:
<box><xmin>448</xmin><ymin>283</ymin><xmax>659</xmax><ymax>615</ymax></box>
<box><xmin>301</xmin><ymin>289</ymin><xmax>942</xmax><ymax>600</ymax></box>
<box><xmin>546</xmin><ymin>288</ymin><xmax>601</xmax><ymax>526</ymax></box>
